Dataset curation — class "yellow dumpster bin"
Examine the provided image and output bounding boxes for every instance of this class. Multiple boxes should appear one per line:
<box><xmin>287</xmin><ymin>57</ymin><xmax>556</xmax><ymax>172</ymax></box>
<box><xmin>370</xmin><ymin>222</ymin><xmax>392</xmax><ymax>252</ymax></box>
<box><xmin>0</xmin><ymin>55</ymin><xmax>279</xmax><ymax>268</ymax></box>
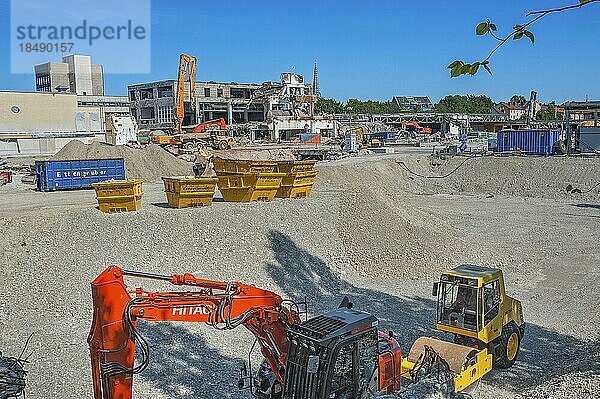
<box><xmin>216</xmin><ymin>171</ymin><xmax>285</xmax><ymax>202</ymax></box>
<box><xmin>92</xmin><ymin>179</ymin><xmax>143</xmax><ymax>213</ymax></box>
<box><xmin>276</xmin><ymin>170</ymin><xmax>319</xmax><ymax>199</ymax></box>
<box><xmin>275</xmin><ymin>160</ymin><xmax>317</xmax><ymax>174</ymax></box>
<box><xmin>212</xmin><ymin>158</ymin><xmax>278</xmax><ymax>174</ymax></box>
<box><xmin>162</xmin><ymin>176</ymin><xmax>218</xmax><ymax>208</ymax></box>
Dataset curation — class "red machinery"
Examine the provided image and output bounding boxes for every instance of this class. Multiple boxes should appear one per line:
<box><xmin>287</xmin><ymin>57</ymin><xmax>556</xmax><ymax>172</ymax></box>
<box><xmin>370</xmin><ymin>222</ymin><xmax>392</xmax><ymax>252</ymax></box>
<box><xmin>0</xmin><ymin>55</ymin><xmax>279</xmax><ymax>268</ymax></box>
<box><xmin>402</xmin><ymin>120</ymin><xmax>433</xmax><ymax>134</ymax></box>
<box><xmin>88</xmin><ymin>266</ymin><xmax>404</xmax><ymax>399</ymax></box>
<box><xmin>191</xmin><ymin>117</ymin><xmax>226</xmax><ymax>134</ymax></box>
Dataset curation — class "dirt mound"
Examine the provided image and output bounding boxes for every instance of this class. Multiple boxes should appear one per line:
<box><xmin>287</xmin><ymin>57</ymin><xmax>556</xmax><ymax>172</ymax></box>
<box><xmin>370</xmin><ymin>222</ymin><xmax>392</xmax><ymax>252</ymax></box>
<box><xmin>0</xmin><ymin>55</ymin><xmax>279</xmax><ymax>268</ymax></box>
<box><xmin>52</xmin><ymin>141</ymin><xmax>192</xmax><ymax>181</ymax></box>
<box><xmin>317</xmin><ymin>159</ymin><xmax>478</xmax><ymax>279</ymax></box>
<box><xmin>399</xmin><ymin>155</ymin><xmax>600</xmax><ymax>199</ymax></box>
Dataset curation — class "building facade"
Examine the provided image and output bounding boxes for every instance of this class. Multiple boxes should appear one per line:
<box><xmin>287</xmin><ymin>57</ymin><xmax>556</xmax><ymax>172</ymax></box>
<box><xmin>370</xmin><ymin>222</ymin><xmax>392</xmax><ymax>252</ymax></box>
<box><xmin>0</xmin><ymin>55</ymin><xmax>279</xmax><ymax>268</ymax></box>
<box><xmin>0</xmin><ymin>91</ymin><xmax>129</xmax><ymax>155</ymax></box>
<box><xmin>127</xmin><ymin>72</ymin><xmax>329</xmax><ymax>140</ymax></box>
<box><xmin>496</xmin><ymin>102</ymin><xmax>527</xmax><ymax>120</ymax></box>
<box><xmin>128</xmin><ymin>80</ymin><xmax>265</xmax><ymax>132</ymax></box>
<box><xmin>35</xmin><ymin>55</ymin><xmax>104</xmax><ymax>95</ymax></box>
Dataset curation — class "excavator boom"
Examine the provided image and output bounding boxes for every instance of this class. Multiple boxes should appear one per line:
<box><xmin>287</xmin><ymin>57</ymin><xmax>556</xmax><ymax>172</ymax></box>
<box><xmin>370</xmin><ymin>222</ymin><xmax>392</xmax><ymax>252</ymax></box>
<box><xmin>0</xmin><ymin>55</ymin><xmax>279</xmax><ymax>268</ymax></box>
<box><xmin>175</xmin><ymin>54</ymin><xmax>197</xmax><ymax>133</ymax></box>
<box><xmin>88</xmin><ymin>266</ymin><xmax>299</xmax><ymax>399</ymax></box>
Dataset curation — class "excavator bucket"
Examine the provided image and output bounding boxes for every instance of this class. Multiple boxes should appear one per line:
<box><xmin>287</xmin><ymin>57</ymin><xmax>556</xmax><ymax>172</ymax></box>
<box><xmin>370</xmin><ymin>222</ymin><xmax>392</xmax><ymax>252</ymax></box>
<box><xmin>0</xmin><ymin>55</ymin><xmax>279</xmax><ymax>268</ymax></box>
<box><xmin>402</xmin><ymin>337</ymin><xmax>492</xmax><ymax>393</ymax></box>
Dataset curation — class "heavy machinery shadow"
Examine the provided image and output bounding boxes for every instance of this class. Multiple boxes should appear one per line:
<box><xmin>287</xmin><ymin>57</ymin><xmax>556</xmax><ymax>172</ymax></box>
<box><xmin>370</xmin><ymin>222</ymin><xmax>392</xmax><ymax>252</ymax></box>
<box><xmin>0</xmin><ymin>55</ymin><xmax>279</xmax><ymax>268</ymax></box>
<box><xmin>573</xmin><ymin>203</ymin><xmax>600</xmax><ymax>210</ymax></box>
<box><xmin>265</xmin><ymin>230</ymin><xmax>600</xmax><ymax>393</ymax></box>
<box><xmin>265</xmin><ymin>230</ymin><xmax>438</xmax><ymax>358</ymax></box>
<box><xmin>138</xmin><ymin>322</ymin><xmax>251</xmax><ymax>399</ymax></box>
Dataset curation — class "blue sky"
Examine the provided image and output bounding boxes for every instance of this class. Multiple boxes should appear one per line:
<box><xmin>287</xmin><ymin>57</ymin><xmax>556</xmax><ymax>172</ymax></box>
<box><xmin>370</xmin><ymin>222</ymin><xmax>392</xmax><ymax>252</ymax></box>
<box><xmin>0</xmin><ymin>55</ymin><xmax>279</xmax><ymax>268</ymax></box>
<box><xmin>0</xmin><ymin>0</ymin><xmax>598</xmax><ymax>103</ymax></box>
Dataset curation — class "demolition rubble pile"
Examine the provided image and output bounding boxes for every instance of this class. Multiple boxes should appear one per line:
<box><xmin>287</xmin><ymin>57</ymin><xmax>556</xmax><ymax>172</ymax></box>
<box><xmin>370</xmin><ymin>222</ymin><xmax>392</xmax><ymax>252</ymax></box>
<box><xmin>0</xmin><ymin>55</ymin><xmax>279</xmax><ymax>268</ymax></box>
<box><xmin>339</xmin><ymin>121</ymin><xmax>393</xmax><ymax>134</ymax></box>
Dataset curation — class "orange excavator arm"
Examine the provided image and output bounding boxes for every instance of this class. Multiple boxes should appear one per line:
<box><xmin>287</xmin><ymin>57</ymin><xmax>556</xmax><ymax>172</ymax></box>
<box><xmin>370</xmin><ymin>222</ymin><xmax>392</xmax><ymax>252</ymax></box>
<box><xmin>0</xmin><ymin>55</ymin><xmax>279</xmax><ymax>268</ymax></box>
<box><xmin>88</xmin><ymin>266</ymin><xmax>300</xmax><ymax>399</ymax></box>
<box><xmin>175</xmin><ymin>54</ymin><xmax>197</xmax><ymax>133</ymax></box>
<box><xmin>191</xmin><ymin>117</ymin><xmax>227</xmax><ymax>134</ymax></box>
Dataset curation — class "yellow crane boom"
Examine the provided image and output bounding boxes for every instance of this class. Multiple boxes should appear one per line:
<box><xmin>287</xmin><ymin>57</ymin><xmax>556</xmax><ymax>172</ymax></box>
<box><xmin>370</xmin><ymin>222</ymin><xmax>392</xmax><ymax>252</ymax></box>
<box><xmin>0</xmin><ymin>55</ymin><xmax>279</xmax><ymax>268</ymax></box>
<box><xmin>175</xmin><ymin>53</ymin><xmax>197</xmax><ymax>133</ymax></box>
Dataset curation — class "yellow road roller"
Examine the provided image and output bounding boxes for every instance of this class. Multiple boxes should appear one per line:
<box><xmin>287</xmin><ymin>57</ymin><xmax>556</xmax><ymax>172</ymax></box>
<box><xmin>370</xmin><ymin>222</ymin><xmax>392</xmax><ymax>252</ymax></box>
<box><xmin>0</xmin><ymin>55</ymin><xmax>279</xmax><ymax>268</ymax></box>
<box><xmin>402</xmin><ymin>264</ymin><xmax>524</xmax><ymax>392</ymax></box>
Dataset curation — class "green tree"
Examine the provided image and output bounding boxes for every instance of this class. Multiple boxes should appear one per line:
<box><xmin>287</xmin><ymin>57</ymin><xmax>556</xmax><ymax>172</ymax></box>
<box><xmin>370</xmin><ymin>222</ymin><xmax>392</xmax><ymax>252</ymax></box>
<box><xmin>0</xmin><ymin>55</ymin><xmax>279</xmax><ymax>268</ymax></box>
<box><xmin>510</xmin><ymin>95</ymin><xmax>526</xmax><ymax>106</ymax></box>
<box><xmin>536</xmin><ymin>102</ymin><xmax>563</xmax><ymax>120</ymax></box>
<box><xmin>346</xmin><ymin>99</ymin><xmax>398</xmax><ymax>114</ymax></box>
<box><xmin>434</xmin><ymin>95</ymin><xmax>494</xmax><ymax>114</ymax></box>
<box><xmin>315</xmin><ymin>97</ymin><xmax>346</xmax><ymax>114</ymax></box>
<box><xmin>448</xmin><ymin>0</ymin><xmax>599</xmax><ymax>77</ymax></box>
<box><xmin>316</xmin><ymin>98</ymin><xmax>403</xmax><ymax>115</ymax></box>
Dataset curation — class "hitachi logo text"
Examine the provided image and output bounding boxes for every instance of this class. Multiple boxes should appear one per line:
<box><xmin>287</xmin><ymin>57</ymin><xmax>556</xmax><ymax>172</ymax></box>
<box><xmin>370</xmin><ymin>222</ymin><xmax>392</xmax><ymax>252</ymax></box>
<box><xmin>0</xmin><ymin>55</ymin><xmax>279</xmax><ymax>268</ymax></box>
<box><xmin>172</xmin><ymin>305</ymin><xmax>214</xmax><ymax>316</ymax></box>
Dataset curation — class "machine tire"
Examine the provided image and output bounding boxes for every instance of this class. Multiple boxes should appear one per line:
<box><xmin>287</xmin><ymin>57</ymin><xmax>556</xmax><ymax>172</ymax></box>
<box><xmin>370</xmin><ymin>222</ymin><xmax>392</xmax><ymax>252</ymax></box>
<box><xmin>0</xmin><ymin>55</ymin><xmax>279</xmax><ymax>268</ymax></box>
<box><xmin>554</xmin><ymin>140</ymin><xmax>567</xmax><ymax>155</ymax></box>
<box><xmin>184</xmin><ymin>142</ymin><xmax>195</xmax><ymax>150</ymax></box>
<box><xmin>494</xmin><ymin>324</ymin><xmax>520</xmax><ymax>369</ymax></box>
<box><xmin>218</xmin><ymin>140</ymin><xmax>230</xmax><ymax>150</ymax></box>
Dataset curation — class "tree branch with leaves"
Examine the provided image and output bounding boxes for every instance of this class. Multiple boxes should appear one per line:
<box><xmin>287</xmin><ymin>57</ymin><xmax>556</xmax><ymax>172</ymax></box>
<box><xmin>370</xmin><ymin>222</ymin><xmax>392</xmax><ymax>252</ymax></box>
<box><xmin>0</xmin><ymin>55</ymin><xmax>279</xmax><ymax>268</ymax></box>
<box><xmin>448</xmin><ymin>0</ymin><xmax>599</xmax><ymax>77</ymax></box>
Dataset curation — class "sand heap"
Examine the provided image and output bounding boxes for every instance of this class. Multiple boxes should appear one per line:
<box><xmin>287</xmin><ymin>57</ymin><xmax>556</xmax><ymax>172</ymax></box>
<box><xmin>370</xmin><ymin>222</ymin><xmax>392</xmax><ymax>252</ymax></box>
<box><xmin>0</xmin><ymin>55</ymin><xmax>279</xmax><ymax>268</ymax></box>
<box><xmin>52</xmin><ymin>141</ymin><xmax>192</xmax><ymax>182</ymax></box>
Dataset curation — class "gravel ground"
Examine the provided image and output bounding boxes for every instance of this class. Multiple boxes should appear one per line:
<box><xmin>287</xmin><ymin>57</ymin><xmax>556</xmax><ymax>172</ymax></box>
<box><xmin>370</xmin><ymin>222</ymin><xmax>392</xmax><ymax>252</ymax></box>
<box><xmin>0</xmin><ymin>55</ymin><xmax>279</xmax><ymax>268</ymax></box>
<box><xmin>0</xmin><ymin>151</ymin><xmax>599</xmax><ymax>398</ymax></box>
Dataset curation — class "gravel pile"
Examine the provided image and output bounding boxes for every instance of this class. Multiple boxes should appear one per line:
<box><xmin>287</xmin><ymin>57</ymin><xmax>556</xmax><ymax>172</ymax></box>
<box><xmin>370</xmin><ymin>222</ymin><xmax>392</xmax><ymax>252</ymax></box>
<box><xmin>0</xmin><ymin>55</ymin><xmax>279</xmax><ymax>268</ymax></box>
<box><xmin>52</xmin><ymin>141</ymin><xmax>192</xmax><ymax>181</ymax></box>
<box><xmin>515</xmin><ymin>371</ymin><xmax>600</xmax><ymax>399</ymax></box>
<box><xmin>317</xmin><ymin>159</ymin><xmax>490</xmax><ymax>279</ymax></box>
<box><xmin>398</xmin><ymin>155</ymin><xmax>600</xmax><ymax>199</ymax></box>
<box><xmin>378</xmin><ymin>380</ymin><xmax>447</xmax><ymax>399</ymax></box>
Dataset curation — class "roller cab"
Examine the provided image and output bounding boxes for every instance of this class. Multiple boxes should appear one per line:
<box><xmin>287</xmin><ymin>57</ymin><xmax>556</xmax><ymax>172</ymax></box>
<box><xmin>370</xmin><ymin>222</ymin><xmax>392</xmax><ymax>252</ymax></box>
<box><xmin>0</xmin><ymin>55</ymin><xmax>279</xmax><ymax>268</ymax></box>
<box><xmin>433</xmin><ymin>265</ymin><xmax>524</xmax><ymax>368</ymax></box>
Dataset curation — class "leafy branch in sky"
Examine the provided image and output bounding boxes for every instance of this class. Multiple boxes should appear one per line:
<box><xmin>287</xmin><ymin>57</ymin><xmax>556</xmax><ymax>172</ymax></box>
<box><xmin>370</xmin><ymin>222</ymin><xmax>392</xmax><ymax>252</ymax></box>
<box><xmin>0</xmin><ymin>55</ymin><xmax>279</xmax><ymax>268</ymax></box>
<box><xmin>448</xmin><ymin>0</ymin><xmax>599</xmax><ymax>77</ymax></box>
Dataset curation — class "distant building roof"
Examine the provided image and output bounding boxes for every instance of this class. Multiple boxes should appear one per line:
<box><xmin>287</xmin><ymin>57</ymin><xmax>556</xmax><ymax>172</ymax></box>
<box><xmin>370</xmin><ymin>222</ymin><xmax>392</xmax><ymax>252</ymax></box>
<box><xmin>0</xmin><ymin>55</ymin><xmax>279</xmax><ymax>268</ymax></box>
<box><xmin>498</xmin><ymin>102</ymin><xmax>526</xmax><ymax>111</ymax></box>
<box><xmin>392</xmin><ymin>96</ymin><xmax>433</xmax><ymax>112</ymax></box>
<box><xmin>562</xmin><ymin>101</ymin><xmax>600</xmax><ymax>110</ymax></box>
<box><xmin>392</xmin><ymin>96</ymin><xmax>432</xmax><ymax>105</ymax></box>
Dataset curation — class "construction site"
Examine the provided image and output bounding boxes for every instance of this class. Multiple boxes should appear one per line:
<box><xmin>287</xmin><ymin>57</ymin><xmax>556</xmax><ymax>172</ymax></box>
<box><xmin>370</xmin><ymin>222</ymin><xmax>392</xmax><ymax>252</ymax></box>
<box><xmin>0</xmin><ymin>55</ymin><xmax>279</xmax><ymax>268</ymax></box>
<box><xmin>0</xmin><ymin>11</ymin><xmax>600</xmax><ymax>397</ymax></box>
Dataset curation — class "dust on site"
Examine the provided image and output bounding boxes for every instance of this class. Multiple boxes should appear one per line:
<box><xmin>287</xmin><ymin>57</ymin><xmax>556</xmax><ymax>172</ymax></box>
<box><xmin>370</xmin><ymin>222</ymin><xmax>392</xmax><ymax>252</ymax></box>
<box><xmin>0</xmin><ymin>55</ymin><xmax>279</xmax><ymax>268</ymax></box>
<box><xmin>0</xmin><ymin>54</ymin><xmax>599</xmax><ymax>399</ymax></box>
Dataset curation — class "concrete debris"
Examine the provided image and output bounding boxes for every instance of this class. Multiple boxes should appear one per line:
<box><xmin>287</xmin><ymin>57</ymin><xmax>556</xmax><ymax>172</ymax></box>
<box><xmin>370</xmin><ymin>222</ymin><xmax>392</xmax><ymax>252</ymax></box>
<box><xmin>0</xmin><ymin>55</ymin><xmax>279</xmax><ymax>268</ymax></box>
<box><xmin>215</xmin><ymin>148</ymin><xmax>296</xmax><ymax>161</ymax></box>
<box><xmin>378</xmin><ymin>378</ymin><xmax>459</xmax><ymax>399</ymax></box>
<box><xmin>339</xmin><ymin>122</ymin><xmax>394</xmax><ymax>134</ymax></box>
<box><xmin>52</xmin><ymin>140</ymin><xmax>193</xmax><ymax>182</ymax></box>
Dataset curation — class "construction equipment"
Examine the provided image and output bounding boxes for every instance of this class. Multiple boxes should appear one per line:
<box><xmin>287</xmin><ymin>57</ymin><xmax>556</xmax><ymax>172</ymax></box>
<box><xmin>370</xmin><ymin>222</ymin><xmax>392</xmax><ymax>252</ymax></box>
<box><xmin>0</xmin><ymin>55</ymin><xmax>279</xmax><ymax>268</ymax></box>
<box><xmin>149</xmin><ymin>54</ymin><xmax>197</xmax><ymax>145</ymax></box>
<box><xmin>343</xmin><ymin>127</ymin><xmax>382</xmax><ymax>149</ymax></box>
<box><xmin>151</xmin><ymin>54</ymin><xmax>235</xmax><ymax>151</ymax></box>
<box><xmin>88</xmin><ymin>264</ymin><xmax>522</xmax><ymax>399</ymax></box>
<box><xmin>175</xmin><ymin>54</ymin><xmax>196</xmax><ymax>134</ymax></box>
<box><xmin>402</xmin><ymin>120</ymin><xmax>433</xmax><ymax>134</ymax></box>
<box><xmin>431</xmin><ymin>265</ymin><xmax>524</xmax><ymax>369</ymax></box>
<box><xmin>169</xmin><ymin>117</ymin><xmax>236</xmax><ymax>150</ymax></box>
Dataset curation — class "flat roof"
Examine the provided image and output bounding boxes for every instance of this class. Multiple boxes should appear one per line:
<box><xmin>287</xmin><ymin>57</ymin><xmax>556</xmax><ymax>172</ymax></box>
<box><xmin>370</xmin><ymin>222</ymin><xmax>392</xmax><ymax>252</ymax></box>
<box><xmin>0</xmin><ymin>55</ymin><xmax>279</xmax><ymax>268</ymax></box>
<box><xmin>562</xmin><ymin>101</ymin><xmax>600</xmax><ymax>110</ymax></box>
<box><xmin>0</xmin><ymin>90</ymin><xmax>76</xmax><ymax>96</ymax></box>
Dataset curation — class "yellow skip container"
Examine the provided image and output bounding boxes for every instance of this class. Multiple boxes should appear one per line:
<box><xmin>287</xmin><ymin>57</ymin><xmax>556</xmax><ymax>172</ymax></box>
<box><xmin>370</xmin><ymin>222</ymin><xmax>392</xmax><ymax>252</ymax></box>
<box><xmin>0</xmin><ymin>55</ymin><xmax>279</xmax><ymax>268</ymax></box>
<box><xmin>92</xmin><ymin>179</ymin><xmax>143</xmax><ymax>213</ymax></box>
<box><xmin>216</xmin><ymin>172</ymin><xmax>285</xmax><ymax>202</ymax></box>
<box><xmin>275</xmin><ymin>160</ymin><xmax>317</xmax><ymax>174</ymax></box>
<box><xmin>162</xmin><ymin>176</ymin><xmax>218</xmax><ymax>208</ymax></box>
<box><xmin>212</xmin><ymin>158</ymin><xmax>278</xmax><ymax>174</ymax></box>
<box><xmin>276</xmin><ymin>169</ymin><xmax>319</xmax><ymax>199</ymax></box>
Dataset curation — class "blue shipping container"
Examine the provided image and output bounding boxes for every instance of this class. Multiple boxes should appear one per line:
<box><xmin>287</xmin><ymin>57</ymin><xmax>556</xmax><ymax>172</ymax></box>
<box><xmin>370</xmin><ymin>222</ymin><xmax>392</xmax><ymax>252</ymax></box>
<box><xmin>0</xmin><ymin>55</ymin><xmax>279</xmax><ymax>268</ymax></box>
<box><xmin>496</xmin><ymin>129</ymin><xmax>561</xmax><ymax>155</ymax></box>
<box><xmin>36</xmin><ymin>158</ymin><xmax>125</xmax><ymax>191</ymax></box>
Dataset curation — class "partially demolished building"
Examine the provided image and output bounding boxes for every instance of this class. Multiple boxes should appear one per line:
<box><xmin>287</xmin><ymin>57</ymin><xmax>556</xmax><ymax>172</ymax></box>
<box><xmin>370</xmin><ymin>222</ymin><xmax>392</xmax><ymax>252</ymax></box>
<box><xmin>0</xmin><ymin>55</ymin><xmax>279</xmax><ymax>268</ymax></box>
<box><xmin>128</xmin><ymin>72</ymin><xmax>336</xmax><ymax>141</ymax></box>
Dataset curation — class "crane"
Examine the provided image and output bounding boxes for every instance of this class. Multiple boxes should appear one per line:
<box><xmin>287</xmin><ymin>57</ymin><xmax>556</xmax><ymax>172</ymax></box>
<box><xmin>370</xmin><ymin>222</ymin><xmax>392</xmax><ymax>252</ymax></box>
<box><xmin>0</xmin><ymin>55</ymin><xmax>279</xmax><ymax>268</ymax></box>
<box><xmin>88</xmin><ymin>264</ymin><xmax>522</xmax><ymax>398</ymax></box>
<box><xmin>175</xmin><ymin>53</ymin><xmax>197</xmax><ymax>134</ymax></box>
